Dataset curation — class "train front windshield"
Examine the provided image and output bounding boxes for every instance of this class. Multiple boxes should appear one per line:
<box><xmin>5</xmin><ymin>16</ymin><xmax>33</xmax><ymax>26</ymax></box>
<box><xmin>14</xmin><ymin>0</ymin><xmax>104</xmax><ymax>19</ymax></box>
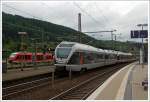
<box><xmin>56</xmin><ymin>48</ymin><xmax>72</xmax><ymax>58</ymax></box>
<box><xmin>9</xmin><ymin>53</ymin><xmax>17</xmax><ymax>58</ymax></box>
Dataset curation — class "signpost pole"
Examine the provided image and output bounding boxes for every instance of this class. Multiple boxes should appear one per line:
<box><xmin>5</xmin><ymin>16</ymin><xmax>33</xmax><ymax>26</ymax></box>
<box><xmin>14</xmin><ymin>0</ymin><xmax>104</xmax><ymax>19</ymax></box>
<box><xmin>131</xmin><ymin>24</ymin><xmax>148</xmax><ymax>68</ymax></box>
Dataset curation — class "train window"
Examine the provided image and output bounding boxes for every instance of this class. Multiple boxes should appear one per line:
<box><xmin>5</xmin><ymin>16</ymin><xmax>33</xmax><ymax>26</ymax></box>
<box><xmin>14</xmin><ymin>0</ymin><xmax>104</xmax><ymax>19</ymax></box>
<box><xmin>94</xmin><ymin>53</ymin><xmax>100</xmax><ymax>62</ymax></box>
<box><xmin>98</xmin><ymin>54</ymin><xmax>104</xmax><ymax>59</ymax></box>
<box><xmin>18</xmin><ymin>55</ymin><xmax>22</xmax><ymax>60</ymax></box>
<box><xmin>9</xmin><ymin>53</ymin><xmax>16</xmax><ymax>58</ymax></box>
<box><xmin>110</xmin><ymin>54</ymin><xmax>115</xmax><ymax>59</ymax></box>
<box><xmin>46</xmin><ymin>55</ymin><xmax>50</xmax><ymax>59</ymax></box>
<box><xmin>117</xmin><ymin>56</ymin><xmax>120</xmax><ymax>60</ymax></box>
<box><xmin>83</xmin><ymin>52</ymin><xmax>90</xmax><ymax>64</ymax></box>
<box><xmin>68</xmin><ymin>52</ymin><xmax>80</xmax><ymax>64</ymax></box>
<box><xmin>16</xmin><ymin>56</ymin><xmax>19</xmax><ymax>60</ymax></box>
<box><xmin>59</xmin><ymin>44</ymin><xmax>74</xmax><ymax>47</ymax></box>
<box><xmin>25</xmin><ymin>55</ymin><xmax>29</xmax><ymax>60</ymax></box>
<box><xmin>37</xmin><ymin>55</ymin><xmax>43</xmax><ymax>60</ymax></box>
<box><xmin>105</xmin><ymin>55</ymin><xmax>109</xmax><ymax>59</ymax></box>
<box><xmin>56</xmin><ymin>48</ymin><xmax>71</xmax><ymax>58</ymax></box>
<box><xmin>87</xmin><ymin>53</ymin><xmax>94</xmax><ymax>60</ymax></box>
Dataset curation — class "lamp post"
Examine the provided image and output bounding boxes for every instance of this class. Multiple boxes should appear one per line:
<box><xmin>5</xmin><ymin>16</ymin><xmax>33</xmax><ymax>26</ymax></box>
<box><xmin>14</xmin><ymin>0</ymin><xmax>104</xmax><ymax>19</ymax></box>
<box><xmin>18</xmin><ymin>32</ymin><xmax>28</xmax><ymax>71</ymax></box>
<box><xmin>31</xmin><ymin>38</ymin><xmax>40</xmax><ymax>69</ymax></box>
<box><xmin>137</xmin><ymin>23</ymin><xmax>148</xmax><ymax>64</ymax></box>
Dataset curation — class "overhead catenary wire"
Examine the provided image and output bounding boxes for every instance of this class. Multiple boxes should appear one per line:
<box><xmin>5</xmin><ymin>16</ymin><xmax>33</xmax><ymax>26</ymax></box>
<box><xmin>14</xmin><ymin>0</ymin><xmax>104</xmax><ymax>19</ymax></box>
<box><xmin>73</xmin><ymin>2</ymin><xmax>105</xmax><ymax>28</ymax></box>
<box><xmin>94</xmin><ymin>2</ymin><xmax>110</xmax><ymax>24</ymax></box>
<box><xmin>3</xmin><ymin>3</ymin><xmax>77</xmax><ymax>30</ymax></box>
<box><xmin>73</xmin><ymin>1</ymin><xmax>113</xmax><ymax>41</ymax></box>
<box><xmin>3</xmin><ymin>3</ymin><xmax>82</xmax><ymax>44</ymax></box>
<box><xmin>3</xmin><ymin>4</ymin><xmax>44</xmax><ymax>21</ymax></box>
<box><xmin>3</xmin><ymin>3</ymin><xmax>113</xmax><ymax>41</ymax></box>
<box><xmin>41</xmin><ymin>2</ymin><xmax>78</xmax><ymax>30</ymax></box>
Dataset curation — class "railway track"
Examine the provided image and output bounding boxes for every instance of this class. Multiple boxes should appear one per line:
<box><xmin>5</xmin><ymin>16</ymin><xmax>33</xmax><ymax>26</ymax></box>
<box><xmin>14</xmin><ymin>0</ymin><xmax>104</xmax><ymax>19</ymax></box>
<box><xmin>2</xmin><ymin>76</ymin><xmax>52</xmax><ymax>99</ymax></box>
<box><xmin>50</xmin><ymin>66</ymin><xmax>121</xmax><ymax>100</ymax></box>
<box><xmin>2</xmin><ymin>63</ymin><xmax>130</xmax><ymax>100</ymax></box>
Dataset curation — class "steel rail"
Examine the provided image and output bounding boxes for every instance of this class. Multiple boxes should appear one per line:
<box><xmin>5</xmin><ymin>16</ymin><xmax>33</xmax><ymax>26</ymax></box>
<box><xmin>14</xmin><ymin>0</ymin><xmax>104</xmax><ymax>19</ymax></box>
<box><xmin>3</xmin><ymin>77</ymin><xmax>51</xmax><ymax>90</ymax></box>
<box><xmin>50</xmin><ymin>67</ymin><xmax>119</xmax><ymax>100</ymax></box>
<box><xmin>2</xmin><ymin>77</ymin><xmax>52</xmax><ymax>99</ymax></box>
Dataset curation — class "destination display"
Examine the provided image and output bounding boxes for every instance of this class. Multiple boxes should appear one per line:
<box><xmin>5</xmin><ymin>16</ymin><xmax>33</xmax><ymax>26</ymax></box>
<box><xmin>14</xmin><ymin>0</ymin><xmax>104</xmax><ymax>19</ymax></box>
<box><xmin>131</xmin><ymin>30</ymin><xmax>148</xmax><ymax>38</ymax></box>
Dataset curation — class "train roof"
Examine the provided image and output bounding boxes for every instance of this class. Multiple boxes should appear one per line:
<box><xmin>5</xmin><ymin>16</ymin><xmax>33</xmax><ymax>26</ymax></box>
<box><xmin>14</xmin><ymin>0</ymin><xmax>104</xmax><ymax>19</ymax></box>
<box><xmin>59</xmin><ymin>41</ymin><xmax>132</xmax><ymax>56</ymax></box>
<box><xmin>59</xmin><ymin>41</ymin><xmax>105</xmax><ymax>53</ymax></box>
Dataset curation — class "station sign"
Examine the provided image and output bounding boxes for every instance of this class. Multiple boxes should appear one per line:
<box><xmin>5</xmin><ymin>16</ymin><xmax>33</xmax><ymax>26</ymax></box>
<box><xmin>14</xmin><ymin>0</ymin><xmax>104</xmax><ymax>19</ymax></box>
<box><xmin>131</xmin><ymin>30</ymin><xmax>148</xmax><ymax>38</ymax></box>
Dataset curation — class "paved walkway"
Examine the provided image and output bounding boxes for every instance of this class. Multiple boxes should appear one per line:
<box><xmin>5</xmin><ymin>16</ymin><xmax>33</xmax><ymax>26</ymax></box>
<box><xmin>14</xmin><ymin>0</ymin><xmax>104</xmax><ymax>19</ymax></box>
<box><xmin>87</xmin><ymin>62</ymin><xmax>148</xmax><ymax>100</ymax></box>
<box><xmin>2</xmin><ymin>66</ymin><xmax>55</xmax><ymax>81</ymax></box>
<box><xmin>131</xmin><ymin>64</ymin><xmax>148</xmax><ymax>100</ymax></box>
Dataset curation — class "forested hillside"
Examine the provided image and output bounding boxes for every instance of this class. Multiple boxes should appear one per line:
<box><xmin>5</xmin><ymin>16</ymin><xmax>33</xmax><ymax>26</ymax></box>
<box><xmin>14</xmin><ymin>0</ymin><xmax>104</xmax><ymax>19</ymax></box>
<box><xmin>2</xmin><ymin>12</ymin><xmax>142</xmax><ymax>57</ymax></box>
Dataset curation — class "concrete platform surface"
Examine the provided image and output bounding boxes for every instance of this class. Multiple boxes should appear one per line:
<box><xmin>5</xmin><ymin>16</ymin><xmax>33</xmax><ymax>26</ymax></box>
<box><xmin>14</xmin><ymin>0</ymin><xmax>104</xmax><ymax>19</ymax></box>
<box><xmin>87</xmin><ymin>62</ymin><xmax>148</xmax><ymax>100</ymax></box>
<box><xmin>2</xmin><ymin>66</ymin><xmax>55</xmax><ymax>81</ymax></box>
<box><xmin>131</xmin><ymin>64</ymin><xmax>148</xmax><ymax>100</ymax></box>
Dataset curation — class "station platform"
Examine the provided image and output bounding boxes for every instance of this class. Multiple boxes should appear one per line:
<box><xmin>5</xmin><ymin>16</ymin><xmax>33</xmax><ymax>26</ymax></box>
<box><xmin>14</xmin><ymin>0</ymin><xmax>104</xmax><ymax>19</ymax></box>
<box><xmin>2</xmin><ymin>66</ymin><xmax>55</xmax><ymax>82</ymax></box>
<box><xmin>87</xmin><ymin>62</ymin><xmax>148</xmax><ymax>100</ymax></box>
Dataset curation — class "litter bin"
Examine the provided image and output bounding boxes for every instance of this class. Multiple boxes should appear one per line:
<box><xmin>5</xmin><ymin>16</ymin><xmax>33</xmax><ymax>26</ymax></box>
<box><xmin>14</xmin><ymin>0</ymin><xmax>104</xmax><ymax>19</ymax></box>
<box><xmin>2</xmin><ymin>61</ymin><xmax>7</xmax><ymax>73</ymax></box>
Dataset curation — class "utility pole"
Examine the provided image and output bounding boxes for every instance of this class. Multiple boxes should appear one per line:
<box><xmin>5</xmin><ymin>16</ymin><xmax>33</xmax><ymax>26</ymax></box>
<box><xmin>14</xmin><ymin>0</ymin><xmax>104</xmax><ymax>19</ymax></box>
<box><xmin>113</xmin><ymin>33</ymin><xmax>121</xmax><ymax>51</ymax></box>
<box><xmin>18</xmin><ymin>32</ymin><xmax>28</xmax><ymax>71</ymax></box>
<box><xmin>110</xmin><ymin>29</ymin><xmax>117</xmax><ymax>50</ymax></box>
<box><xmin>78</xmin><ymin>13</ymin><xmax>82</xmax><ymax>43</ymax></box>
<box><xmin>114</xmin><ymin>34</ymin><xmax>116</xmax><ymax>50</ymax></box>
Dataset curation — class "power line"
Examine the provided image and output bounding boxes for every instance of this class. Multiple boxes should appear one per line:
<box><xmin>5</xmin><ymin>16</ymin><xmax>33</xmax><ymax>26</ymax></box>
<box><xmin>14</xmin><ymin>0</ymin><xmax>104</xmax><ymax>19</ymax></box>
<box><xmin>41</xmin><ymin>2</ymin><xmax>78</xmax><ymax>30</ymax></box>
<box><xmin>3</xmin><ymin>3</ymin><xmax>81</xmax><ymax>35</ymax></box>
<box><xmin>73</xmin><ymin>2</ymin><xmax>103</xmax><ymax>27</ymax></box>
<box><xmin>95</xmin><ymin>3</ymin><xmax>110</xmax><ymax>24</ymax></box>
<box><xmin>3</xmin><ymin>4</ymin><xmax>44</xmax><ymax>21</ymax></box>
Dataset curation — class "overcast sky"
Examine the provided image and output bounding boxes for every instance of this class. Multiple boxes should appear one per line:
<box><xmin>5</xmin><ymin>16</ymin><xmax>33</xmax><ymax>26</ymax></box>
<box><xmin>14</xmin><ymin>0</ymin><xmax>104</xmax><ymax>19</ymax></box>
<box><xmin>2</xmin><ymin>1</ymin><xmax>148</xmax><ymax>43</ymax></box>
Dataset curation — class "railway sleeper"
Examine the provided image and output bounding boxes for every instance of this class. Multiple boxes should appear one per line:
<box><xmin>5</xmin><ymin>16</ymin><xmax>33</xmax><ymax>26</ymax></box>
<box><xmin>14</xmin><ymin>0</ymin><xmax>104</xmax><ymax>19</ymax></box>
<box><xmin>67</xmin><ymin>92</ymin><xmax>89</xmax><ymax>96</ymax></box>
<box><xmin>59</xmin><ymin>97</ymin><xmax>81</xmax><ymax>100</ymax></box>
<box><xmin>60</xmin><ymin>96</ymin><xmax>84</xmax><ymax>100</ymax></box>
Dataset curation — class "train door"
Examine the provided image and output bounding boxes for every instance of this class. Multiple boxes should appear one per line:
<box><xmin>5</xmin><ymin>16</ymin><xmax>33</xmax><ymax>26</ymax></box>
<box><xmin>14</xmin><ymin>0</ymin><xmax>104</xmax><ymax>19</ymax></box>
<box><xmin>68</xmin><ymin>52</ymin><xmax>80</xmax><ymax>64</ymax></box>
<box><xmin>79</xmin><ymin>52</ymin><xmax>84</xmax><ymax>65</ymax></box>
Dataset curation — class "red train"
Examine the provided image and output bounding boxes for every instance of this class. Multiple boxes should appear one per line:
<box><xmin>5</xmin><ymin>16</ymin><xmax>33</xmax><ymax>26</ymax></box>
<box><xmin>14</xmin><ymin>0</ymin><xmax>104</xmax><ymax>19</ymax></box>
<box><xmin>8</xmin><ymin>52</ymin><xmax>53</xmax><ymax>63</ymax></box>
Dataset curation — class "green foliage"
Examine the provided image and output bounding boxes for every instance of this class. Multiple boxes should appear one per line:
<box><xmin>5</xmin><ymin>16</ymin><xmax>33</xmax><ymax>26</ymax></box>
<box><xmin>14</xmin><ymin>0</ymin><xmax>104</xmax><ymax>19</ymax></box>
<box><xmin>2</xmin><ymin>12</ymin><xmax>143</xmax><ymax>60</ymax></box>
